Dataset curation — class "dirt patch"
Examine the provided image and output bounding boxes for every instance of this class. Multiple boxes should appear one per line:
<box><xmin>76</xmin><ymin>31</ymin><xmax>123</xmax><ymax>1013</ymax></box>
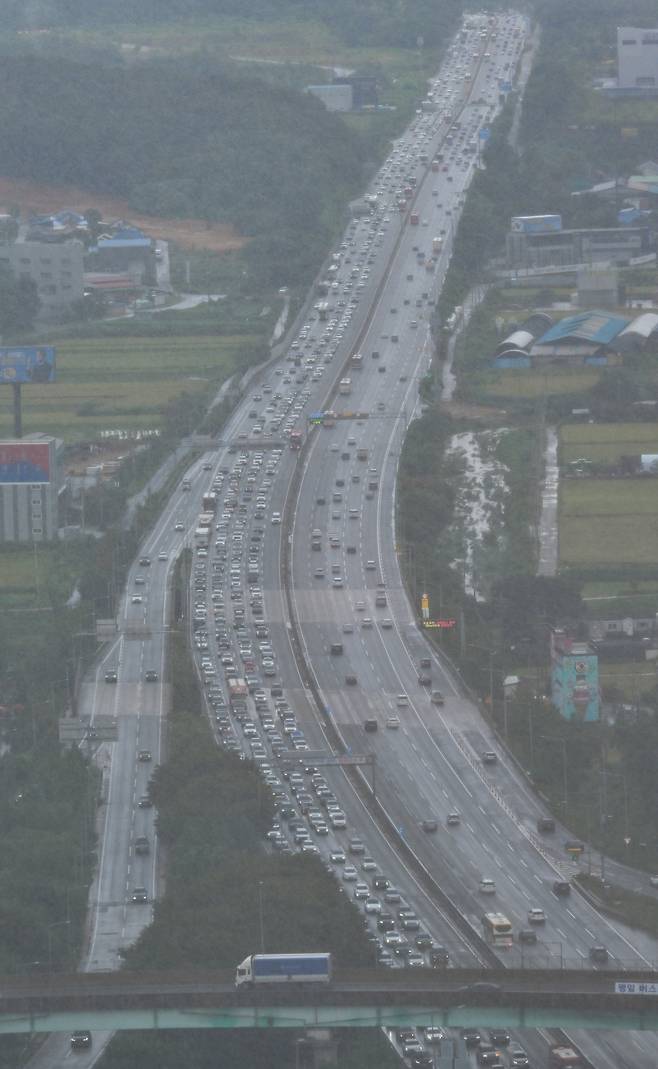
<box><xmin>64</xmin><ymin>440</ymin><xmax>139</xmax><ymax>476</ymax></box>
<box><xmin>0</xmin><ymin>176</ymin><xmax>245</xmax><ymax>252</ymax></box>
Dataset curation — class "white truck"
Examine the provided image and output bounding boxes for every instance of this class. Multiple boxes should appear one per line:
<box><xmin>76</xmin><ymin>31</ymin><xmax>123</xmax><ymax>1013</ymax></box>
<box><xmin>235</xmin><ymin>953</ymin><xmax>332</xmax><ymax>987</ymax></box>
<box><xmin>194</xmin><ymin>527</ymin><xmax>210</xmax><ymax>548</ymax></box>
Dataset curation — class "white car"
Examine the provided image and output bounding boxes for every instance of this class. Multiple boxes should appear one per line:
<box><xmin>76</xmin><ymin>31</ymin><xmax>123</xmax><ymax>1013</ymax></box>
<box><xmin>270</xmin><ymin>513</ymin><xmax>281</xmax><ymax>525</ymax></box>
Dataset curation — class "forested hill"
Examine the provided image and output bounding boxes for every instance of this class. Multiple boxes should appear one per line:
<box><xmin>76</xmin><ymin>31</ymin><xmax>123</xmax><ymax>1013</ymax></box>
<box><xmin>0</xmin><ymin>55</ymin><xmax>364</xmax><ymax>283</ymax></box>
<box><xmin>0</xmin><ymin>0</ymin><xmax>457</xmax><ymax>48</ymax></box>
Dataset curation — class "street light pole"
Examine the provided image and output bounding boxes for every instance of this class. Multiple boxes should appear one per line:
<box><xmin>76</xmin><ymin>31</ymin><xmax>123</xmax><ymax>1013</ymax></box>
<box><xmin>539</xmin><ymin>735</ymin><xmax>568</xmax><ymax>811</ymax></box>
<box><xmin>46</xmin><ymin>920</ymin><xmax>71</xmax><ymax>971</ymax></box>
<box><xmin>258</xmin><ymin>881</ymin><xmax>265</xmax><ymax>954</ymax></box>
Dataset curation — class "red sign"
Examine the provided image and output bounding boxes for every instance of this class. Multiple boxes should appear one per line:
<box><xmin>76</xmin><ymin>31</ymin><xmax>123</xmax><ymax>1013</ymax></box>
<box><xmin>0</xmin><ymin>440</ymin><xmax>50</xmax><ymax>484</ymax></box>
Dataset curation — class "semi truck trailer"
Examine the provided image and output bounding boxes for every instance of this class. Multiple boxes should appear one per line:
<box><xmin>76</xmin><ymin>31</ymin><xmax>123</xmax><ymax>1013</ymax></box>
<box><xmin>235</xmin><ymin>953</ymin><xmax>332</xmax><ymax>987</ymax></box>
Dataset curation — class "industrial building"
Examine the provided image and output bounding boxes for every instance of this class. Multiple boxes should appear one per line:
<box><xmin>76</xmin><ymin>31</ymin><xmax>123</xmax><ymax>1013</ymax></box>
<box><xmin>0</xmin><ymin>434</ymin><xmax>62</xmax><ymax>542</ymax></box>
<box><xmin>86</xmin><ymin>224</ymin><xmax>157</xmax><ymax>286</ymax></box>
<box><xmin>506</xmin><ymin>221</ymin><xmax>651</xmax><ymax>271</ymax></box>
<box><xmin>493</xmin><ymin>309</ymin><xmax>658</xmax><ymax>369</ymax></box>
<box><xmin>617</xmin><ymin>27</ymin><xmax>658</xmax><ymax>92</ymax></box>
<box><xmin>0</xmin><ymin>241</ymin><xmax>84</xmax><ymax>320</ymax></box>
<box><xmin>307</xmin><ymin>84</ymin><xmax>354</xmax><ymax>112</ymax></box>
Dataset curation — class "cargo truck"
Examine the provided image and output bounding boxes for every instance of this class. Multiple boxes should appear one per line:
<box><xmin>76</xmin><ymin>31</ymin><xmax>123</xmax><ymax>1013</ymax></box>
<box><xmin>432</xmin><ymin>236</ymin><xmax>443</xmax><ymax>254</ymax></box>
<box><xmin>410</xmin><ymin>211</ymin><xmax>419</xmax><ymax>226</ymax></box>
<box><xmin>338</xmin><ymin>378</ymin><xmax>352</xmax><ymax>395</ymax></box>
<box><xmin>356</xmin><ymin>447</ymin><xmax>369</xmax><ymax>461</ymax></box>
<box><xmin>235</xmin><ymin>953</ymin><xmax>332</xmax><ymax>987</ymax></box>
<box><xmin>202</xmin><ymin>492</ymin><xmax>217</xmax><ymax>513</ymax></box>
<box><xmin>228</xmin><ymin>678</ymin><xmax>248</xmax><ymax>704</ymax></box>
<box><xmin>549</xmin><ymin>1047</ymin><xmax>582</xmax><ymax>1069</ymax></box>
<box><xmin>194</xmin><ymin>527</ymin><xmax>210</xmax><ymax>548</ymax></box>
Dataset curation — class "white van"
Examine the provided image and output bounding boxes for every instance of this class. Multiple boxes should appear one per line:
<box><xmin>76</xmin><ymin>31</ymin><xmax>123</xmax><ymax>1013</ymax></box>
<box><xmin>396</xmin><ymin>694</ymin><xmax>409</xmax><ymax>707</ymax></box>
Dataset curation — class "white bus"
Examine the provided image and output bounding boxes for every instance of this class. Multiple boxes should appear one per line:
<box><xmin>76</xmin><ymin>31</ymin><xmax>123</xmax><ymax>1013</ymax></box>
<box><xmin>482</xmin><ymin>912</ymin><xmax>513</xmax><ymax>949</ymax></box>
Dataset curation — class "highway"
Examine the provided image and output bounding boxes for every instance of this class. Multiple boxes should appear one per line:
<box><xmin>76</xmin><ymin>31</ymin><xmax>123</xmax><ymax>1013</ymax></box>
<box><xmin>4</xmin><ymin>969</ymin><xmax>658</xmax><ymax>1031</ymax></box>
<box><xmin>35</xmin><ymin>11</ymin><xmax>658</xmax><ymax>1069</ymax></box>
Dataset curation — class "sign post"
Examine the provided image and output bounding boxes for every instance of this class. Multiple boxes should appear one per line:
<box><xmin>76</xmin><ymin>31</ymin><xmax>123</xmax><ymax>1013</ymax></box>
<box><xmin>0</xmin><ymin>346</ymin><xmax>56</xmax><ymax>437</ymax></box>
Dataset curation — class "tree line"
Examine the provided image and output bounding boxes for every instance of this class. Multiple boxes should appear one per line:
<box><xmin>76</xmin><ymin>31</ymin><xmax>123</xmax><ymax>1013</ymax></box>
<box><xmin>0</xmin><ymin>54</ymin><xmax>365</xmax><ymax>289</ymax></box>
<box><xmin>0</xmin><ymin>0</ymin><xmax>459</xmax><ymax>50</ymax></box>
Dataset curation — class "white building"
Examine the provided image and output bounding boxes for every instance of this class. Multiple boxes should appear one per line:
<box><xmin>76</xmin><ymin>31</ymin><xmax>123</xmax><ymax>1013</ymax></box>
<box><xmin>307</xmin><ymin>84</ymin><xmax>353</xmax><ymax>112</ymax></box>
<box><xmin>0</xmin><ymin>241</ymin><xmax>84</xmax><ymax>321</ymax></box>
<box><xmin>617</xmin><ymin>27</ymin><xmax>658</xmax><ymax>90</ymax></box>
<box><xmin>0</xmin><ymin>434</ymin><xmax>61</xmax><ymax>542</ymax></box>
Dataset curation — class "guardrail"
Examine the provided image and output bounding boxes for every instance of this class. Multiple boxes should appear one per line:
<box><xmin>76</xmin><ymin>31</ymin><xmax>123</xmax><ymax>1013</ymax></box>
<box><xmin>278</xmin><ymin>57</ymin><xmax>506</xmax><ymax>973</ymax></box>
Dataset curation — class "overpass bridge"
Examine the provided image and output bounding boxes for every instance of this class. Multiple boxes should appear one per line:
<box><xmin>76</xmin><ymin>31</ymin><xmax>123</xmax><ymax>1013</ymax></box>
<box><xmin>2</xmin><ymin>969</ymin><xmax>658</xmax><ymax>1036</ymax></box>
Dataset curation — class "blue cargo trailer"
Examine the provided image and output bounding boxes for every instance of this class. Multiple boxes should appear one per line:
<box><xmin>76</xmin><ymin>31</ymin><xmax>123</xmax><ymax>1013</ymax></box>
<box><xmin>235</xmin><ymin>953</ymin><xmax>332</xmax><ymax>987</ymax></box>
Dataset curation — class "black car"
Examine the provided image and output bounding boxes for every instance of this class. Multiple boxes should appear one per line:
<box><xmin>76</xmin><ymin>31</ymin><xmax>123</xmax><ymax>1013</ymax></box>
<box><xmin>411</xmin><ymin>1055</ymin><xmax>433</xmax><ymax>1069</ymax></box>
<box><xmin>145</xmin><ymin>670</ymin><xmax>158</xmax><ymax>682</ymax></box>
<box><xmin>462</xmin><ymin>1028</ymin><xmax>482</xmax><ymax>1048</ymax></box>
<box><xmin>489</xmin><ymin>1028</ymin><xmax>510</xmax><ymax>1046</ymax></box>
<box><xmin>137</xmin><ymin>749</ymin><xmax>152</xmax><ymax>762</ymax></box>
<box><xmin>104</xmin><ymin>670</ymin><xmax>118</xmax><ymax>683</ymax></box>
<box><xmin>131</xmin><ymin>886</ymin><xmax>148</xmax><ymax>903</ymax></box>
<box><xmin>430</xmin><ymin>945</ymin><xmax>449</xmax><ymax>967</ymax></box>
<box><xmin>70</xmin><ymin>1031</ymin><xmax>92</xmax><ymax>1051</ymax></box>
<box><xmin>137</xmin><ymin>795</ymin><xmax>153</xmax><ymax>808</ymax></box>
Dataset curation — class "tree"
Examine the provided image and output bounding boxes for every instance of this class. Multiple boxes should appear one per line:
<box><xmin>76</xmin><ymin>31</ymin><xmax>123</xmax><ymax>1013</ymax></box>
<box><xmin>0</xmin><ymin>265</ymin><xmax>40</xmax><ymax>335</ymax></box>
<box><xmin>491</xmin><ymin>576</ymin><xmax>584</xmax><ymax>656</ymax></box>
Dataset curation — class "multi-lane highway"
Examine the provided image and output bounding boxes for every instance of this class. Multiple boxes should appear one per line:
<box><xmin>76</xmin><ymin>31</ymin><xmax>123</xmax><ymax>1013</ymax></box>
<box><xmin>43</xmin><ymin>11</ymin><xmax>658</xmax><ymax>1069</ymax></box>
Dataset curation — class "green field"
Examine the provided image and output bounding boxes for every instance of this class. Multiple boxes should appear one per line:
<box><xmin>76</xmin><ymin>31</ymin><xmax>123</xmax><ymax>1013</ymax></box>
<box><xmin>583</xmin><ymin>579</ymin><xmax>658</xmax><ymax>599</ymax></box>
<box><xmin>73</xmin><ymin>15</ymin><xmax>426</xmax><ymax>69</ymax></box>
<box><xmin>0</xmin><ymin>335</ymin><xmax>254</xmax><ymax>443</ymax></box>
<box><xmin>599</xmin><ymin>663</ymin><xmax>658</xmax><ymax>701</ymax></box>
<box><xmin>485</xmin><ymin>370</ymin><xmax>600</xmax><ymax>399</ymax></box>
<box><xmin>560</xmin><ymin>479</ymin><xmax>658</xmax><ymax>566</ymax></box>
<box><xmin>560</xmin><ymin>422</ymin><xmax>658</xmax><ymax>464</ymax></box>
<box><xmin>0</xmin><ymin>545</ymin><xmax>73</xmax><ymax>610</ymax></box>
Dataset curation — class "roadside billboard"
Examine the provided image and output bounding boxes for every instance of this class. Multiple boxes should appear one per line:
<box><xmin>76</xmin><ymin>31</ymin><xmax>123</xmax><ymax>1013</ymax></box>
<box><xmin>0</xmin><ymin>346</ymin><xmax>56</xmax><ymax>384</ymax></box>
<box><xmin>0</xmin><ymin>441</ymin><xmax>51</xmax><ymax>483</ymax></box>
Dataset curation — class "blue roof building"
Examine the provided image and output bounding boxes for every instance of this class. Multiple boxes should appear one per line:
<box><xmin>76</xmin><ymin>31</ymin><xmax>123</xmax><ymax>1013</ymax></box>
<box><xmin>531</xmin><ymin>309</ymin><xmax>632</xmax><ymax>367</ymax></box>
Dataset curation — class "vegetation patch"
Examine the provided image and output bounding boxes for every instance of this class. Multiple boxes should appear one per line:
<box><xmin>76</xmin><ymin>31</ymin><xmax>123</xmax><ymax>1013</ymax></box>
<box><xmin>485</xmin><ymin>369</ymin><xmax>600</xmax><ymax>399</ymax></box>
<box><xmin>560</xmin><ymin>479</ymin><xmax>658</xmax><ymax>569</ymax></box>
<box><xmin>0</xmin><ymin>335</ymin><xmax>250</xmax><ymax>443</ymax></box>
<box><xmin>560</xmin><ymin>423</ymin><xmax>658</xmax><ymax>465</ymax></box>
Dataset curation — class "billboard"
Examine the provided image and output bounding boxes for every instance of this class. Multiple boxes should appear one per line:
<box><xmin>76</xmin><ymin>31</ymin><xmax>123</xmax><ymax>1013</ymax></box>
<box><xmin>511</xmin><ymin>214</ymin><xmax>562</xmax><ymax>235</ymax></box>
<box><xmin>0</xmin><ymin>441</ymin><xmax>51</xmax><ymax>484</ymax></box>
<box><xmin>0</xmin><ymin>346</ymin><xmax>56</xmax><ymax>384</ymax></box>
